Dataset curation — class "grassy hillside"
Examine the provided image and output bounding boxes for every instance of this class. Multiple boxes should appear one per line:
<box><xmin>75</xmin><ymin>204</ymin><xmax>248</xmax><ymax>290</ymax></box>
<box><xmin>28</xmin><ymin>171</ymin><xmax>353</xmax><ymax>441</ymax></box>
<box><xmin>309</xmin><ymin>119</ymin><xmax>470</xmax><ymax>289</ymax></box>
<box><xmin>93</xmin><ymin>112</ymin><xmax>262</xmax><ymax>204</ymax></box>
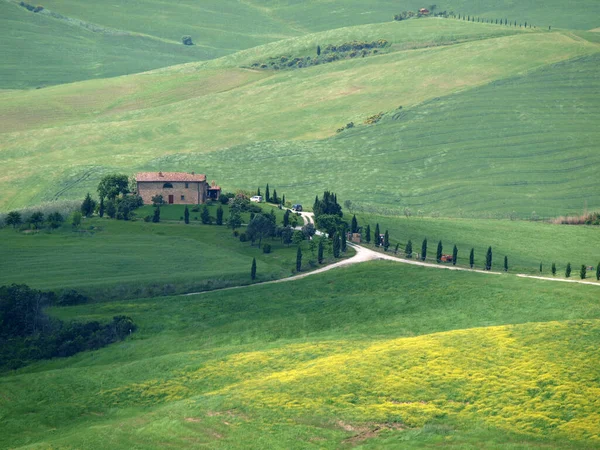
<box><xmin>0</xmin><ymin>1</ymin><xmax>228</xmax><ymax>89</ymax></box>
<box><xmin>0</xmin><ymin>211</ymin><xmax>317</xmax><ymax>300</ymax></box>
<box><xmin>352</xmin><ymin>213</ymin><xmax>600</xmax><ymax>275</ymax></box>
<box><xmin>1</xmin><ymin>262</ymin><xmax>599</xmax><ymax>448</ymax></box>
<box><xmin>1</xmin><ymin>20</ymin><xmax>598</xmax><ymax>216</ymax></box>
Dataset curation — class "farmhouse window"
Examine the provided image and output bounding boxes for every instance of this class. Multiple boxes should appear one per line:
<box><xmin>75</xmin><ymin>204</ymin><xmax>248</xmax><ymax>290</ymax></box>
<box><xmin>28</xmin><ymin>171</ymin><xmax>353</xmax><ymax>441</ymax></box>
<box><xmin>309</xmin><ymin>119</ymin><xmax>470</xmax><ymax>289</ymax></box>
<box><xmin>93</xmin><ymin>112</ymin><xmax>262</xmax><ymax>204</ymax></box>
<box><xmin>185</xmin><ymin>183</ymin><xmax>189</xmax><ymax>188</ymax></box>
<box><xmin>181</xmin><ymin>195</ymin><xmax>185</xmax><ymax>201</ymax></box>
<box><xmin>163</xmin><ymin>183</ymin><xmax>173</xmax><ymax>189</ymax></box>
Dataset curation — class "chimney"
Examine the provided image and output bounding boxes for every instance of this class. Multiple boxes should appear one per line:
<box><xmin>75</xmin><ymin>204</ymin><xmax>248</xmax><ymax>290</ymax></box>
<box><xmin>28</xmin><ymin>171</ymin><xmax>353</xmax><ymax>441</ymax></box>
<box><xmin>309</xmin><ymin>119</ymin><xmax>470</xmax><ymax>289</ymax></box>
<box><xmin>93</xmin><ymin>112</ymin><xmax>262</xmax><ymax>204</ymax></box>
<box><xmin>158</xmin><ymin>171</ymin><xmax>163</xmax><ymax>177</ymax></box>
<box><xmin>191</xmin><ymin>171</ymin><xmax>195</xmax><ymax>175</ymax></box>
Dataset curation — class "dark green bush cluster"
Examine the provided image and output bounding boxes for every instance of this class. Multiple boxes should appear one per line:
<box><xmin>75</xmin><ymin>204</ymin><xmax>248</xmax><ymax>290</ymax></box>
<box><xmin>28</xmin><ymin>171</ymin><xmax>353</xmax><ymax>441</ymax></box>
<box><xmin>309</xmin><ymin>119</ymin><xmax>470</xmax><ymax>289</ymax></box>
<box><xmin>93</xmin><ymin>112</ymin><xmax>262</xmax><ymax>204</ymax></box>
<box><xmin>250</xmin><ymin>40</ymin><xmax>389</xmax><ymax>71</ymax></box>
<box><xmin>19</xmin><ymin>2</ymin><xmax>43</xmax><ymax>12</ymax></box>
<box><xmin>0</xmin><ymin>284</ymin><xmax>135</xmax><ymax>370</ymax></box>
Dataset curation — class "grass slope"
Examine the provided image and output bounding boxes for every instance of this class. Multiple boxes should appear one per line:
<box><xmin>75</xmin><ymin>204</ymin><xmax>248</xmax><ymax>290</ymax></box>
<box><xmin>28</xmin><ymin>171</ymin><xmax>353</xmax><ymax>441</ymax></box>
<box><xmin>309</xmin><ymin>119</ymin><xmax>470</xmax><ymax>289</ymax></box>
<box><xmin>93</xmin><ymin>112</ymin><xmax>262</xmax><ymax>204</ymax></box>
<box><xmin>1</xmin><ymin>262</ymin><xmax>599</xmax><ymax>448</ymax></box>
<box><xmin>1</xmin><ymin>21</ymin><xmax>597</xmax><ymax>214</ymax></box>
<box><xmin>353</xmin><ymin>213</ymin><xmax>600</xmax><ymax>275</ymax></box>
<box><xmin>0</xmin><ymin>211</ymin><xmax>314</xmax><ymax>299</ymax></box>
<box><xmin>0</xmin><ymin>1</ymin><xmax>227</xmax><ymax>89</ymax></box>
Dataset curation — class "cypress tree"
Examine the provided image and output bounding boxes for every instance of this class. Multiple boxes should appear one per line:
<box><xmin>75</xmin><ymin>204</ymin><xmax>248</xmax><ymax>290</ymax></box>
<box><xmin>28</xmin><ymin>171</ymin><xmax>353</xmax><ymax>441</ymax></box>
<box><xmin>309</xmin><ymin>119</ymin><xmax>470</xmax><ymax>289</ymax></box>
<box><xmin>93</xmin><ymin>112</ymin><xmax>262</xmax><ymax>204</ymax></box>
<box><xmin>265</xmin><ymin>184</ymin><xmax>270</xmax><ymax>203</ymax></box>
<box><xmin>283</xmin><ymin>209</ymin><xmax>290</xmax><ymax>227</ymax></box>
<box><xmin>469</xmin><ymin>248</ymin><xmax>474</xmax><ymax>268</ymax></box>
<box><xmin>580</xmin><ymin>265</ymin><xmax>586</xmax><ymax>280</ymax></box>
<box><xmin>341</xmin><ymin>231</ymin><xmax>347</xmax><ymax>252</ymax></box>
<box><xmin>421</xmin><ymin>238</ymin><xmax>427</xmax><ymax>261</ymax></box>
<box><xmin>184</xmin><ymin>206</ymin><xmax>190</xmax><ymax>224</ymax></box>
<box><xmin>296</xmin><ymin>246</ymin><xmax>302</xmax><ymax>271</ymax></box>
<box><xmin>333</xmin><ymin>232</ymin><xmax>341</xmax><ymax>258</ymax></box>
<box><xmin>251</xmin><ymin>257</ymin><xmax>256</xmax><ymax>280</ymax></box>
<box><xmin>365</xmin><ymin>224</ymin><xmax>371</xmax><ymax>244</ymax></box>
<box><xmin>394</xmin><ymin>243</ymin><xmax>399</xmax><ymax>255</ymax></box>
<box><xmin>485</xmin><ymin>246</ymin><xmax>492</xmax><ymax>270</ymax></box>
<box><xmin>452</xmin><ymin>245</ymin><xmax>458</xmax><ymax>266</ymax></box>
<box><xmin>272</xmin><ymin>189</ymin><xmax>278</xmax><ymax>204</ymax></box>
<box><xmin>317</xmin><ymin>45</ymin><xmax>321</xmax><ymax>56</ymax></box>
<box><xmin>436</xmin><ymin>240</ymin><xmax>443</xmax><ymax>263</ymax></box>
<box><xmin>257</xmin><ymin>187</ymin><xmax>261</xmax><ymax>196</ymax></box>
<box><xmin>596</xmin><ymin>263</ymin><xmax>600</xmax><ymax>281</ymax></box>
<box><xmin>504</xmin><ymin>256</ymin><xmax>508</xmax><ymax>272</ymax></box>
<box><xmin>99</xmin><ymin>197</ymin><xmax>105</xmax><ymax>218</ymax></box>
<box><xmin>552</xmin><ymin>262</ymin><xmax>556</xmax><ymax>276</ymax></box>
<box><xmin>282</xmin><ymin>194</ymin><xmax>285</xmax><ymax>205</ymax></box>
<box><xmin>374</xmin><ymin>223</ymin><xmax>380</xmax><ymax>246</ymax></box>
<box><xmin>318</xmin><ymin>239</ymin><xmax>324</xmax><ymax>264</ymax></box>
<box><xmin>539</xmin><ymin>262</ymin><xmax>543</xmax><ymax>273</ymax></box>
<box><xmin>351</xmin><ymin>215</ymin><xmax>358</xmax><ymax>233</ymax></box>
<box><xmin>152</xmin><ymin>206</ymin><xmax>160</xmax><ymax>223</ymax></box>
<box><xmin>565</xmin><ymin>262</ymin><xmax>571</xmax><ymax>278</ymax></box>
<box><xmin>405</xmin><ymin>240</ymin><xmax>413</xmax><ymax>258</ymax></box>
<box><xmin>81</xmin><ymin>193</ymin><xmax>95</xmax><ymax>217</ymax></box>
<box><xmin>383</xmin><ymin>230</ymin><xmax>390</xmax><ymax>251</ymax></box>
<box><xmin>201</xmin><ymin>205</ymin><xmax>211</xmax><ymax>224</ymax></box>
<box><xmin>216</xmin><ymin>205</ymin><xmax>223</xmax><ymax>225</ymax></box>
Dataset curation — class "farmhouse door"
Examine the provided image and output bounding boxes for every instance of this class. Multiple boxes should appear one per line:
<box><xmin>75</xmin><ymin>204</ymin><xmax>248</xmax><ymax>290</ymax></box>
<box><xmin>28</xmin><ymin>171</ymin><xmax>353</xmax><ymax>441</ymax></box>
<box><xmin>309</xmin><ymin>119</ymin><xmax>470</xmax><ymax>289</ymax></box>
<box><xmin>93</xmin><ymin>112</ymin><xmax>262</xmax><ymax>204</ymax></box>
<box><xmin>168</xmin><ymin>195</ymin><xmax>174</xmax><ymax>204</ymax></box>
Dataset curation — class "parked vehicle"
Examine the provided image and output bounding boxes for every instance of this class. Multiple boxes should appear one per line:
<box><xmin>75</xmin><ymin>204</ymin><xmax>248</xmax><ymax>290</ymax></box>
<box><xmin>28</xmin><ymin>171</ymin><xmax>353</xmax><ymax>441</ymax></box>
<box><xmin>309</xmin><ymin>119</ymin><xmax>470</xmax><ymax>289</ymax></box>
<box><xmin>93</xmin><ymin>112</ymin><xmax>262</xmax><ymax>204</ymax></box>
<box><xmin>250</xmin><ymin>195</ymin><xmax>263</xmax><ymax>203</ymax></box>
<box><xmin>292</xmin><ymin>204</ymin><xmax>303</xmax><ymax>212</ymax></box>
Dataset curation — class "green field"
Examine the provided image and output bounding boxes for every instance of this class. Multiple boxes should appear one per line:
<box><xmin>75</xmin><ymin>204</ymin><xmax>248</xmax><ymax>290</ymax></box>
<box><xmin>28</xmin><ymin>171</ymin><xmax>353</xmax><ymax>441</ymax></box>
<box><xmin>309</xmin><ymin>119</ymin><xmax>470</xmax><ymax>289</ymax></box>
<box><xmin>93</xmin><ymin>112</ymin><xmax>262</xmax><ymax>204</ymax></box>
<box><xmin>0</xmin><ymin>214</ymin><xmax>322</xmax><ymax>300</ymax></box>
<box><xmin>1</xmin><ymin>19</ymin><xmax>598</xmax><ymax>216</ymax></box>
<box><xmin>1</xmin><ymin>262</ymin><xmax>599</xmax><ymax>448</ymax></box>
<box><xmin>3</xmin><ymin>0</ymin><xmax>599</xmax><ymax>89</ymax></box>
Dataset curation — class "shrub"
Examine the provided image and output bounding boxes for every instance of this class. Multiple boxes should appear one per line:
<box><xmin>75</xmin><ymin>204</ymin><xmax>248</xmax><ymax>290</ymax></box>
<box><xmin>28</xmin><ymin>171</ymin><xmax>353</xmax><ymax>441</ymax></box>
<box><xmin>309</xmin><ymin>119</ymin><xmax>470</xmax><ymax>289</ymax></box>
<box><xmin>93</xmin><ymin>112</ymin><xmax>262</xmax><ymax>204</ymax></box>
<box><xmin>182</xmin><ymin>35</ymin><xmax>193</xmax><ymax>45</ymax></box>
<box><xmin>239</xmin><ymin>232</ymin><xmax>247</xmax><ymax>242</ymax></box>
<box><xmin>263</xmin><ymin>243</ymin><xmax>272</xmax><ymax>254</ymax></box>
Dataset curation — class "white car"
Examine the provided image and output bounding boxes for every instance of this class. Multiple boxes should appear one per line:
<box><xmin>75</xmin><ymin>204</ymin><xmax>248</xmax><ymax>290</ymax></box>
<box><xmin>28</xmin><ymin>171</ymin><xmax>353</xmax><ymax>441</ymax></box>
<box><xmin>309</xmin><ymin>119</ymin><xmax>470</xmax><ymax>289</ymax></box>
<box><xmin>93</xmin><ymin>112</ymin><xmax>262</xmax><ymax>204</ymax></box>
<box><xmin>250</xmin><ymin>195</ymin><xmax>263</xmax><ymax>203</ymax></box>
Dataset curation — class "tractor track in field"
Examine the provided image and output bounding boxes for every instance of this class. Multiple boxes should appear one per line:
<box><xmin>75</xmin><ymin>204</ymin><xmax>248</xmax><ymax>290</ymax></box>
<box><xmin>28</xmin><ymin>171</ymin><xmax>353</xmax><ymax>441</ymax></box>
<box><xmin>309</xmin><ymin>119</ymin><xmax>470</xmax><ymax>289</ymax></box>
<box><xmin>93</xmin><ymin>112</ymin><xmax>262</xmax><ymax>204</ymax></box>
<box><xmin>181</xmin><ymin>211</ymin><xmax>598</xmax><ymax>298</ymax></box>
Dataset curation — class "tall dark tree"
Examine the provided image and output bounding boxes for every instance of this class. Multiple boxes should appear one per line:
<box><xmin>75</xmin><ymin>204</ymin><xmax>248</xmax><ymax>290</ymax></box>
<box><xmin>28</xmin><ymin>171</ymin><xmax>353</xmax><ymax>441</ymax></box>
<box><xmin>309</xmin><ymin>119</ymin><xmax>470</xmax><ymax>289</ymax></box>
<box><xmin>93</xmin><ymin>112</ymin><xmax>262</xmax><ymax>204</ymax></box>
<box><xmin>383</xmin><ymin>230</ymin><xmax>390</xmax><ymax>251</ymax></box>
<box><xmin>421</xmin><ymin>238</ymin><xmax>428</xmax><ymax>261</ymax></box>
<box><xmin>596</xmin><ymin>263</ymin><xmax>600</xmax><ymax>281</ymax></box>
<box><xmin>152</xmin><ymin>206</ymin><xmax>160</xmax><ymax>223</ymax></box>
<box><xmin>317</xmin><ymin>45</ymin><xmax>321</xmax><ymax>56</ymax></box>
<box><xmin>365</xmin><ymin>224</ymin><xmax>371</xmax><ymax>244</ymax></box>
<box><xmin>265</xmin><ymin>184</ymin><xmax>270</xmax><ymax>203</ymax></box>
<box><xmin>341</xmin><ymin>231</ymin><xmax>347</xmax><ymax>252</ymax></box>
<box><xmin>565</xmin><ymin>262</ymin><xmax>571</xmax><ymax>278</ymax></box>
<box><xmin>551</xmin><ymin>262</ymin><xmax>556</xmax><ymax>276</ymax></box>
<box><xmin>405</xmin><ymin>240</ymin><xmax>413</xmax><ymax>258</ymax></box>
<box><xmin>272</xmin><ymin>189</ymin><xmax>278</xmax><ymax>204</ymax></box>
<box><xmin>504</xmin><ymin>256</ymin><xmax>508</xmax><ymax>272</ymax></box>
<box><xmin>452</xmin><ymin>245</ymin><xmax>458</xmax><ymax>266</ymax></box>
<box><xmin>539</xmin><ymin>262</ymin><xmax>543</xmax><ymax>273</ymax></box>
<box><xmin>374</xmin><ymin>223</ymin><xmax>380</xmax><ymax>247</ymax></box>
<box><xmin>184</xmin><ymin>206</ymin><xmax>190</xmax><ymax>224</ymax></box>
<box><xmin>201</xmin><ymin>205</ymin><xmax>211</xmax><ymax>224</ymax></box>
<box><xmin>351</xmin><ymin>215</ymin><xmax>358</xmax><ymax>233</ymax></box>
<box><xmin>216</xmin><ymin>205</ymin><xmax>223</xmax><ymax>225</ymax></box>
<box><xmin>296</xmin><ymin>246</ymin><xmax>302</xmax><ymax>272</ymax></box>
<box><xmin>469</xmin><ymin>248</ymin><xmax>474</xmax><ymax>268</ymax></box>
<box><xmin>580</xmin><ymin>265</ymin><xmax>586</xmax><ymax>280</ymax></box>
<box><xmin>333</xmin><ymin>232</ymin><xmax>341</xmax><ymax>258</ymax></box>
<box><xmin>283</xmin><ymin>209</ymin><xmax>290</xmax><ymax>227</ymax></box>
<box><xmin>5</xmin><ymin>211</ymin><xmax>22</xmax><ymax>229</ymax></box>
<box><xmin>485</xmin><ymin>246</ymin><xmax>493</xmax><ymax>270</ymax></box>
<box><xmin>436</xmin><ymin>240</ymin><xmax>443</xmax><ymax>263</ymax></box>
<box><xmin>318</xmin><ymin>238</ymin><xmax>324</xmax><ymax>263</ymax></box>
<box><xmin>251</xmin><ymin>258</ymin><xmax>257</xmax><ymax>280</ymax></box>
<box><xmin>99</xmin><ymin>197</ymin><xmax>105</xmax><ymax>218</ymax></box>
<box><xmin>81</xmin><ymin>193</ymin><xmax>96</xmax><ymax>217</ymax></box>
<box><xmin>257</xmin><ymin>187</ymin><xmax>261</xmax><ymax>196</ymax></box>
<box><xmin>282</xmin><ymin>194</ymin><xmax>286</xmax><ymax>205</ymax></box>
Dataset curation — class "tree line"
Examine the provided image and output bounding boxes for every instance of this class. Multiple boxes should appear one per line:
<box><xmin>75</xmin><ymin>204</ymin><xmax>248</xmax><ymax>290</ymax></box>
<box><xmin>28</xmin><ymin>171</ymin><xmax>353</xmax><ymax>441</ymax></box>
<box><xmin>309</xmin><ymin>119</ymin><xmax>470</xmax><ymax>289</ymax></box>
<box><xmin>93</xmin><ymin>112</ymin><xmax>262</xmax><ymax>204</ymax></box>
<box><xmin>0</xmin><ymin>284</ymin><xmax>135</xmax><ymax>371</ymax></box>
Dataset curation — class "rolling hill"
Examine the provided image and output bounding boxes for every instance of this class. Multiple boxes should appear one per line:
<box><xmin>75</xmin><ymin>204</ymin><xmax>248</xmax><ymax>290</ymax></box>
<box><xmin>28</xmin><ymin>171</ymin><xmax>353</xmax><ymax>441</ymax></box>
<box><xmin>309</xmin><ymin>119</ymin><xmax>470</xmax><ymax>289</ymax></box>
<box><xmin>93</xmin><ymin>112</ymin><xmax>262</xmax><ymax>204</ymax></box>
<box><xmin>1</xmin><ymin>18</ymin><xmax>598</xmax><ymax>217</ymax></box>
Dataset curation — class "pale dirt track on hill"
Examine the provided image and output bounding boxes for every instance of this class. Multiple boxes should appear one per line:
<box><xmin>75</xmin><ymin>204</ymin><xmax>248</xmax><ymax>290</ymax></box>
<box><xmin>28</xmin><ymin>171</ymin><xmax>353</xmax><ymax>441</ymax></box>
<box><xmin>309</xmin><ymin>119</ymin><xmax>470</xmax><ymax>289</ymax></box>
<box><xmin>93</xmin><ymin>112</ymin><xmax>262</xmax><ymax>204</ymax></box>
<box><xmin>182</xmin><ymin>211</ymin><xmax>598</xmax><ymax>297</ymax></box>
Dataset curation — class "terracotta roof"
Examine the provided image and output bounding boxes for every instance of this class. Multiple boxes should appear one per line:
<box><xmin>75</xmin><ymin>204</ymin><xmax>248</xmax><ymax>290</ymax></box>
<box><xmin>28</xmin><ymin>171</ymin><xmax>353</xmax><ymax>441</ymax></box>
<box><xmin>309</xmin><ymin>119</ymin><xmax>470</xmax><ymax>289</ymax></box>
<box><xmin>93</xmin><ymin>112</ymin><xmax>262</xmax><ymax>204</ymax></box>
<box><xmin>136</xmin><ymin>172</ymin><xmax>206</xmax><ymax>182</ymax></box>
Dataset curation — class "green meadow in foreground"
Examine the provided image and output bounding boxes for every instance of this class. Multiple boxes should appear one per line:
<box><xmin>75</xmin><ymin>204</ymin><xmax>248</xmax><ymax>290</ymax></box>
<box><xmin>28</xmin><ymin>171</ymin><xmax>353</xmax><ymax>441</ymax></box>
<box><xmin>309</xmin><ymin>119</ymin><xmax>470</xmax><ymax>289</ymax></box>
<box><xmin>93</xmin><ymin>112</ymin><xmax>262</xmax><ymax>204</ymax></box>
<box><xmin>1</xmin><ymin>262</ymin><xmax>599</xmax><ymax>448</ymax></box>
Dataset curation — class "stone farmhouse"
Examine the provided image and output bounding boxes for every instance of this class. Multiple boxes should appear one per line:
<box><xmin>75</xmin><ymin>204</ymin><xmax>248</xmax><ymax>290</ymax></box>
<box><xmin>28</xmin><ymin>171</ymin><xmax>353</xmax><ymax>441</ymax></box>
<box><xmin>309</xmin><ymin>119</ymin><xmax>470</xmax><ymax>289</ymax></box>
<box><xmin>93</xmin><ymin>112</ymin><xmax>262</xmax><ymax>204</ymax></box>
<box><xmin>136</xmin><ymin>172</ymin><xmax>221</xmax><ymax>205</ymax></box>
